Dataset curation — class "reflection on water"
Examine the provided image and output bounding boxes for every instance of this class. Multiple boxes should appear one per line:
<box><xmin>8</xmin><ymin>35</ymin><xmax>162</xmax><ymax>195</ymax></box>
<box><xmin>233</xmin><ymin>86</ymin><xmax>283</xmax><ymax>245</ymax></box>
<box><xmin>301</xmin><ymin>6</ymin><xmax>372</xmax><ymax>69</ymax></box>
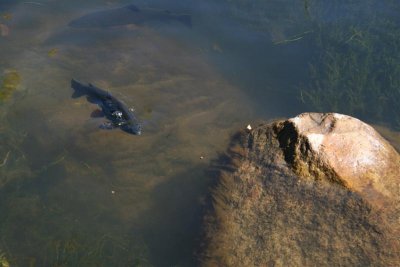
<box><xmin>0</xmin><ymin>0</ymin><xmax>399</xmax><ymax>266</ymax></box>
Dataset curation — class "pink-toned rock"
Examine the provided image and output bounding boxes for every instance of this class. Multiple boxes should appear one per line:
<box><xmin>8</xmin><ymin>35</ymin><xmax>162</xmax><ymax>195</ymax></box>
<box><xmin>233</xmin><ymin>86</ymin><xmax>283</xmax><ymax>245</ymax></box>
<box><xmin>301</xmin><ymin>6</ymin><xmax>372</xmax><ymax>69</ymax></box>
<box><xmin>281</xmin><ymin>113</ymin><xmax>400</xmax><ymax>206</ymax></box>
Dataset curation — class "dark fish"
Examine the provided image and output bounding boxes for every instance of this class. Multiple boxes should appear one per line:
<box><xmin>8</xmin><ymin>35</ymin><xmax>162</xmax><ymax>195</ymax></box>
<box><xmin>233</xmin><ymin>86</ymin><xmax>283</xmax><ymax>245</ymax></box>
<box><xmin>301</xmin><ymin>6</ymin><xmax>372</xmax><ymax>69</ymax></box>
<box><xmin>69</xmin><ymin>4</ymin><xmax>192</xmax><ymax>28</ymax></box>
<box><xmin>71</xmin><ymin>79</ymin><xmax>142</xmax><ymax>135</ymax></box>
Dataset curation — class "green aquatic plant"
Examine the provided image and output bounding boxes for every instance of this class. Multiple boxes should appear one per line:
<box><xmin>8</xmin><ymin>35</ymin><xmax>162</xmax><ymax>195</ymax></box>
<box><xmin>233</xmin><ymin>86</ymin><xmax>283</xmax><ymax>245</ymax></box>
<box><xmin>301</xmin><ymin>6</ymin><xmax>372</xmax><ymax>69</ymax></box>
<box><xmin>47</xmin><ymin>48</ymin><xmax>58</xmax><ymax>58</ymax></box>
<box><xmin>0</xmin><ymin>70</ymin><xmax>21</xmax><ymax>101</ymax></box>
<box><xmin>221</xmin><ymin>0</ymin><xmax>400</xmax><ymax>129</ymax></box>
<box><xmin>299</xmin><ymin>0</ymin><xmax>400</xmax><ymax>129</ymax></box>
<box><xmin>273</xmin><ymin>30</ymin><xmax>313</xmax><ymax>45</ymax></box>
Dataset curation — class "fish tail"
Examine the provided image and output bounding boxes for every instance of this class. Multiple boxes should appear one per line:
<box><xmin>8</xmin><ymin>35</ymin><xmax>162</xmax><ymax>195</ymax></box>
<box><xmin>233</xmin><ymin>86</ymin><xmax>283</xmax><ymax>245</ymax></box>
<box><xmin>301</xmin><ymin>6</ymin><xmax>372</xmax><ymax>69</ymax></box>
<box><xmin>177</xmin><ymin>14</ymin><xmax>192</xmax><ymax>28</ymax></box>
<box><xmin>71</xmin><ymin>79</ymin><xmax>87</xmax><ymax>98</ymax></box>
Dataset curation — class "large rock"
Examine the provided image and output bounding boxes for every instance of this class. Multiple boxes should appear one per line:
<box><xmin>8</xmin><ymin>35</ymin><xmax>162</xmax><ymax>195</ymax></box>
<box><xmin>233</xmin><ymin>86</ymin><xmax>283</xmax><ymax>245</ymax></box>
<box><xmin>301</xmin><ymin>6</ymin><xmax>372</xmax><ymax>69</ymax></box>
<box><xmin>276</xmin><ymin>113</ymin><xmax>400</xmax><ymax>207</ymax></box>
<box><xmin>200</xmin><ymin>113</ymin><xmax>400</xmax><ymax>267</ymax></box>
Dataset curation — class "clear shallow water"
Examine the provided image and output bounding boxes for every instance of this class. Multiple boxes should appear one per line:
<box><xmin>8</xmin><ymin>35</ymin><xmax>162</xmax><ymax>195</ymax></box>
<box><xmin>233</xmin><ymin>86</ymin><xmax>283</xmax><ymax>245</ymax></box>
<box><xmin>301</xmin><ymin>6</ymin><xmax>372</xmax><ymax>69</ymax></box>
<box><xmin>0</xmin><ymin>0</ymin><xmax>399</xmax><ymax>266</ymax></box>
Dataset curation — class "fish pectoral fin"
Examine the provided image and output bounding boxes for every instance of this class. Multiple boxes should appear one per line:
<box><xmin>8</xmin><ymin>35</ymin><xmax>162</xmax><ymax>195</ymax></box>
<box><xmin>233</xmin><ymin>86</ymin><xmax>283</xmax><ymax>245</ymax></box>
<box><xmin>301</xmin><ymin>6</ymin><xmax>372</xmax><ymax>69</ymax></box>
<box><xmin>125</xmin><ymin>4</ymin><xmax>140</xmax><ymax>12</ymax></box>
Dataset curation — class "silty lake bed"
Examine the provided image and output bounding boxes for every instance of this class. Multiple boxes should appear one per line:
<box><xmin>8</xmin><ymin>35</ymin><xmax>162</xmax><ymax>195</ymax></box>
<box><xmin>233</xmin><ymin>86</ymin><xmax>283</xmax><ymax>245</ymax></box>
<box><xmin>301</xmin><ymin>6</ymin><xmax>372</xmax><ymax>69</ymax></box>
<box><xmin>1</xmin><ymin>0</ymin><xmax>400</xmax><ymax>266</ymax></box>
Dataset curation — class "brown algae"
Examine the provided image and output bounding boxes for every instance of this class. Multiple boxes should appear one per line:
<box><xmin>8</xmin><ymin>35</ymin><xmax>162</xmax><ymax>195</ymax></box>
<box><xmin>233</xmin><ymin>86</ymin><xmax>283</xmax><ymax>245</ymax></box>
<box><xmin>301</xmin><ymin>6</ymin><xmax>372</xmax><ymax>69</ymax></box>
<box><xmin>47</xmin><ymin>48</ymin><xmax>58</xmax><ymax>58</ymax></box>
<box><xmin>0</xmin><ymin>70</ymin><xmax>21</xmax><ymax>101</ymax></box>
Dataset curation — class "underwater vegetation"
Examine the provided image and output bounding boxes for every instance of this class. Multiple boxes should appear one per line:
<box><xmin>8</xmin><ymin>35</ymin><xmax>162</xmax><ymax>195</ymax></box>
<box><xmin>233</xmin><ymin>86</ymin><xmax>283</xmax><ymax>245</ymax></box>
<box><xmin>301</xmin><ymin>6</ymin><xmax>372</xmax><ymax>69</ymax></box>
<box><xmin>0</xmin><ymin>250</ymin><xmax>10</xmax><ymax>267</ymax></box>
<box><xmin>0</xmin><ymin>115</ymin><xmax>30</xmax><ymax>191</ymax></box>
<box><xmin>217</xmin><ymin>0</ymin><xmax>400</xmax><ymax>129</ymax></box>
<box><xmin>1</xmin><ymin>13</ymin><xmax>12</xmax><ymax>21</ymax></box>
<box><xmin>38</xmin><ymin>235</ymin><xmax>149</xmax><ymax>267</ymax></box>
<box><xmin>0</xmin><ymin>70</ymin><xmax>21</xmax><ymax>102</ymax></box>
<box><xmin>0</xmin><ymin>109</ymin><xmax>149</xmax><ymax>266</ymax></box>
<box><xmin>47</xmin><ymin>48</ymin><xmax>58</xmax><ymax>58</ymax></box>
<box><xmin>299</xmin><ymin>0</ymin><xmax>400</xmax><ymax>129</ymax></box>
<box><xmin>300</xmin><ymin>0</ymin><xmax>400</xmax><ymax>129</ymax></box>
<box><xmin>216</xmin><ymin>0</ymin><xmax>309</xmax><ymax>42</ymax></box>
<box><xmin>0</xmin><ymin>163</ymin><xmax>150</xmax><ymax>267</ymax></box>
<box><xmin>0</xmin><ymin>143</ymin><xmax>149</xmax><ymax>266</ymax></box>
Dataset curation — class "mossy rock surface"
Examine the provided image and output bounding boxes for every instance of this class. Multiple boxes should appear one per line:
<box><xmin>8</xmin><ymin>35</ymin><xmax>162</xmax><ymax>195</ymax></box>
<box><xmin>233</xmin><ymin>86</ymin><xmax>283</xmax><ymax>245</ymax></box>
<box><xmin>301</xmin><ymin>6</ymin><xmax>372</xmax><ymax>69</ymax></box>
<box><xmin>200</xmin><ymin>113</ymin><xmax>400</xmax><ymax>267</ymax></box>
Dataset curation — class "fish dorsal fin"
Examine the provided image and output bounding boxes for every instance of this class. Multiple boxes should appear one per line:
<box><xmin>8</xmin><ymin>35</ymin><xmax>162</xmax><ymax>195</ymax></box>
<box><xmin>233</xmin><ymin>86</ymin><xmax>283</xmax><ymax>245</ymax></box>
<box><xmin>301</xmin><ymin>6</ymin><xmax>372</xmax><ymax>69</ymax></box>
<box><xmin>125</xmin><ymin>4</ymin><xmax>140</xmax><ymax>12</ymax></box>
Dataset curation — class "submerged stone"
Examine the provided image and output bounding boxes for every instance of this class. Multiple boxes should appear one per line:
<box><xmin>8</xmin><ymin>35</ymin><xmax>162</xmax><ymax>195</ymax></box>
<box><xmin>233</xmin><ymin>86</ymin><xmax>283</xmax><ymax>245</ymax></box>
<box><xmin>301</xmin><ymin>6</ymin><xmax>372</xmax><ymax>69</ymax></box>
<box><xmin>200</xmin><ymin>113</ymin><xmax>400</xmax><ymax>266</ymax></box>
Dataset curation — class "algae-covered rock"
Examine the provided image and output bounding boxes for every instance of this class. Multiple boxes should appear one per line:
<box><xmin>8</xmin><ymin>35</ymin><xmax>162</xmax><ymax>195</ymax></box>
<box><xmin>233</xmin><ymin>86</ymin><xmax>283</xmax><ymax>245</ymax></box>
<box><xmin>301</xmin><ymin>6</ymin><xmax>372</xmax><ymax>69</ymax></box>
<box><xmin>0</xmin><ymin>70</ymin><xmax>21</xmax><ymax>101</ymax></box>
<box><xmin>201</xmin><ymin>113</ymin><xmax>400</xmax><ymax>267</ymax></box>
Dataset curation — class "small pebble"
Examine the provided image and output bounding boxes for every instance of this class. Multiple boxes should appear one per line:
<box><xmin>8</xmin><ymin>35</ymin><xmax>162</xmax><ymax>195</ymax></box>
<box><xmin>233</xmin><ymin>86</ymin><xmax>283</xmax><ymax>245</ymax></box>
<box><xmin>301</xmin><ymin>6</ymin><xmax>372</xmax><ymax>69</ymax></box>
<box><xmin>111</xmin><ymin>190</ymin><xmax>115</xmax><ymax>194</ymax></box>
<box><xmin>246</xmin><ymin>124</ymin><xmax>252</xmax><ymax>131</ymax></box>
<box><xmin>200</xmin><ymin>156</ymin><xmax>204</xmax><ymax>160</ymax></box>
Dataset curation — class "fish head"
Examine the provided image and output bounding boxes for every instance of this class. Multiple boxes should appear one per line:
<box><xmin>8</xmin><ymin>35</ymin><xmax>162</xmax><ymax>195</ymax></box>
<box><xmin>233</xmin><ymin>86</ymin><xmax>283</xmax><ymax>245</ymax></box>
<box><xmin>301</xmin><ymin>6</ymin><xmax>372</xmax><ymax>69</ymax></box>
<box><xmin>123</xmin><ymin>122</ymin><xmax>142</xmax><ymax>135</ymax></box>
